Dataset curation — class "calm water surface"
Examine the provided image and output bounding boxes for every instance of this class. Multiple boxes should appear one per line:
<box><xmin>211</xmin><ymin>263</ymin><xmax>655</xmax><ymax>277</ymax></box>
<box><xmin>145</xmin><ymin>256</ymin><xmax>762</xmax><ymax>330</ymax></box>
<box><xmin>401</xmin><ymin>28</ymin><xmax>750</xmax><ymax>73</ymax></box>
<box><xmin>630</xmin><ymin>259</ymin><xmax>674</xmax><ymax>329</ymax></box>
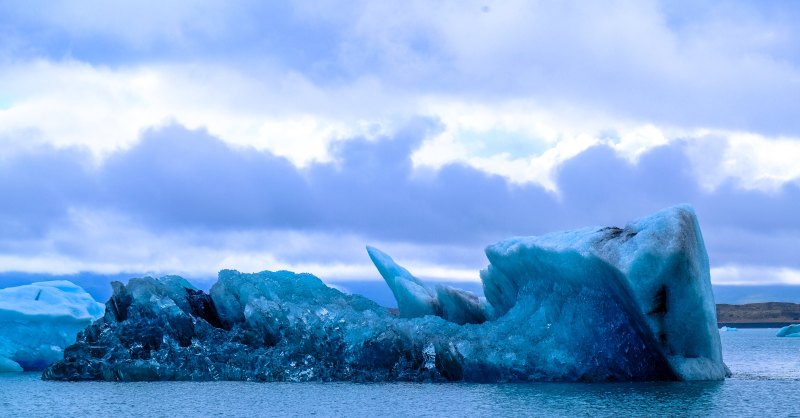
<box><xmin>0</xmin><ymin>329</ymin><xmax>797</xmax><ymax>417</ymax></box>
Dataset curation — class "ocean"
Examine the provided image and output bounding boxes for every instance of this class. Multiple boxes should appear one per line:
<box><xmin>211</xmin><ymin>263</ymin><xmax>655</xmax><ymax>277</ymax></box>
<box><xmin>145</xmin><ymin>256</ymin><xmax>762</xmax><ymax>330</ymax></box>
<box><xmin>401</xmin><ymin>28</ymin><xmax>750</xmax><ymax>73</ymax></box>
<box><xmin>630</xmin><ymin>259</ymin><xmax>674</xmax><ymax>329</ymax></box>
<box><xmin>0</xmin><ymin>328</ymin><xmax>797</xmax><ymax>417</ymax></box>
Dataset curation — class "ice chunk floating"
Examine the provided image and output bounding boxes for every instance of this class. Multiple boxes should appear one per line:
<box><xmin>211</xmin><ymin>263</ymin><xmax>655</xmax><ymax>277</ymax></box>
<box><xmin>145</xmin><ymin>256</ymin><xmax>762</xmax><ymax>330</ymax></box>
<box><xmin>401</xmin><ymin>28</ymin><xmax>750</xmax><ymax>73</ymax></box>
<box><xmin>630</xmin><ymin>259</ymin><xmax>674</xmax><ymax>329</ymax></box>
<box><xmin>0</xmin><ymin>281</ymin><xmax>104</xmax><ymax>372</ymax></box>
<box><xmin>776</xmin><ymin>324</ymin><xmax>800</xmax><ymax>337</ymax></box>
<box><xmin>44</xmin><ymin>205</ymin><xmax>728</xmax><ymax>382</ymax></box>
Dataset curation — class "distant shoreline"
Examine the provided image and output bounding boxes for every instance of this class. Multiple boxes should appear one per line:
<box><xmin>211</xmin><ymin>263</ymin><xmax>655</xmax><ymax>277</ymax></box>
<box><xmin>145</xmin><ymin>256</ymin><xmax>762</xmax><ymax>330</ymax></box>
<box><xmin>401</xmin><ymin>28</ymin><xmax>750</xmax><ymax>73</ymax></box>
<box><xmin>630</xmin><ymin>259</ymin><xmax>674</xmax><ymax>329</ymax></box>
<box><xmin>716</xmin><ymin>322</ymin><xmax>792</xmax><ymax>328</ymax></box>
<box><xmin>716</xmin><ymin>302</ymin><xmax>800</xmax><ymax>328</ymax></box>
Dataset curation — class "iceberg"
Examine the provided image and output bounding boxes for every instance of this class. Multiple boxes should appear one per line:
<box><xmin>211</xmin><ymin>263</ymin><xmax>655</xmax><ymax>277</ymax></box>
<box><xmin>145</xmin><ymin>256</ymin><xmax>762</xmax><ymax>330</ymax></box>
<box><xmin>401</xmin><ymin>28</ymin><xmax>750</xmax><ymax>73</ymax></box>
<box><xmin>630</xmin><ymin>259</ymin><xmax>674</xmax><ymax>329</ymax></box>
<box><xmin>776</xmin><ymin>324</ymin><xmax>800</xmax><ymax>337</ymax></box>
<box><xmin>44</xmin><ymin>205</ymin><xmax>728</xmax><ymax>382</ymax></box>
<box><xmin>366</xmin><ymin>246</ymin><xmax>492</xmax><ymax>324</ymax></box>
<box><xmin>480</xmin><ymin>204</ymin><xmax>728</xmax><ymax>381</ymax></box>
<box><xmin>0</xmin><ymin>355</ymin><xmax>23</xmax><ymax>372</ymax></box>
<box><xmin>0</xmin><ymin>281</ymin><xmax>104</xmax><ymax>371</ymax></box>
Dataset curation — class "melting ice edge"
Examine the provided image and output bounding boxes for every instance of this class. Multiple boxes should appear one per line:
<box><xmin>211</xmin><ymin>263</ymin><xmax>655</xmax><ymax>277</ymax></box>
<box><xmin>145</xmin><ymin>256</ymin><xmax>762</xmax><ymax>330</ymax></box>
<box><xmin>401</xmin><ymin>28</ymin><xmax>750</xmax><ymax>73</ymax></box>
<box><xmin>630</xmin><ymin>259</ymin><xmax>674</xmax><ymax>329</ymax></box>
<box><xmin>40</xmin><ymin>205</ymin><xmax>728</xmax><ymax>382</ymax></box>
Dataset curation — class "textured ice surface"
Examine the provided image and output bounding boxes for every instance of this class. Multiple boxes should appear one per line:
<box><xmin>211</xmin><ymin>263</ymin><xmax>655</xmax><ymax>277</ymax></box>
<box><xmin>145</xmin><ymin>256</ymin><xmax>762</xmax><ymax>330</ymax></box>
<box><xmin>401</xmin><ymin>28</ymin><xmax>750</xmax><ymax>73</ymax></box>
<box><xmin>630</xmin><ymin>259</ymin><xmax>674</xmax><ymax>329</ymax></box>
<box><xmin>367</xmin><ymin>246</ymin><xmax>492</xmax><ymax>324</ymax></box>
<box><xmin>776</xmin><ymin>324</ymin><xmax>800</xmax><ymax>337</ymax></box>
<box><xmin>44</xmin><ymin>205</ymin><xmax>726</xmax><ymax>382</ymax></box>
<box><xmin>0</xmin><ymin>281</ymin><xmax>104</xmax><ymax>371</ymax></box>
<box><xmin>480</xmin><ymin>204</ymin><xmax>728</xmax><ymax>381</ymax></box>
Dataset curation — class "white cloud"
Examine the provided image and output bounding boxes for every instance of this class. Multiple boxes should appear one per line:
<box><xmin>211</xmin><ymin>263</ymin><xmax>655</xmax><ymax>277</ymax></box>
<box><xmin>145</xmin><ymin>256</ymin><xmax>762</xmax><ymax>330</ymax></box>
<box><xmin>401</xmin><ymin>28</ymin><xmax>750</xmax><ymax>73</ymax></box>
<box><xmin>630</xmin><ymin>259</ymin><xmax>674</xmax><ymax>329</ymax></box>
<box><xmin>1</xmin><ymin>58</ymin><xmax>799</xmax><ymax>194</ymax></box>
<box><xmin>410</xmin><ymin>98</ymin><xmax>800</xmax><ymax>193</ymax></box>
<box><xmin>683</xmin><ymin>130</ymin><xmax>800</xmax><ymax>192</ymax></box>
<box><xmin>716</xmin><ymin>133</ymin><xmax>800</xmax><ymax>191</ymax></box>
<box><xmin>410</xmin><ymin>99</ymin><xmax>666</xmax><ymax>191</ymax></box>
<box><xmin>0</xmin><ymin>60</ymin><xmax>392</xmax><ymax>166</ymax></box>
<box><xmin>711</xmin><ymin>265</ymin><xmax>800</xmax><ymax>285</ymax></box>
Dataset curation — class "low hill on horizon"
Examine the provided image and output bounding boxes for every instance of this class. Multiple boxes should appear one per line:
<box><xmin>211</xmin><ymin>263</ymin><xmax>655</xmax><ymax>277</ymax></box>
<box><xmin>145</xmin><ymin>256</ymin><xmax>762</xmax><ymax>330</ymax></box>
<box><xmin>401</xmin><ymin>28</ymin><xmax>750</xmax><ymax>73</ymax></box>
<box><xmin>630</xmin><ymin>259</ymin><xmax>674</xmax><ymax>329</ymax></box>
<box><xmin>717</xmin><ymin>302</ymin><xmax>800</xmax><ymax>325</ymax></box>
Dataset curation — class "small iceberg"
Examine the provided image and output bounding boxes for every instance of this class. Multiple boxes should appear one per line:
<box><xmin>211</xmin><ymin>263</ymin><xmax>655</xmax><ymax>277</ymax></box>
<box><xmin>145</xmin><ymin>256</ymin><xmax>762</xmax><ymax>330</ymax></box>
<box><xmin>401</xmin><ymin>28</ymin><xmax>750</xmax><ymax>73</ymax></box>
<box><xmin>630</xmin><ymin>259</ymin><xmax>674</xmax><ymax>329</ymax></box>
<box><xmin>0</xmin><ymin>281</ymin><xmax>104</xmax><ymax>371</ymax></box>
<box><xmin>776</xmin><ymin>324</ymin><xmax>800</xmax><ymax>337</ymax></box>
<box><xmin>719</xmin><ymin>326</ymin><xmax>737</xmax><ymax>332</ymax></box>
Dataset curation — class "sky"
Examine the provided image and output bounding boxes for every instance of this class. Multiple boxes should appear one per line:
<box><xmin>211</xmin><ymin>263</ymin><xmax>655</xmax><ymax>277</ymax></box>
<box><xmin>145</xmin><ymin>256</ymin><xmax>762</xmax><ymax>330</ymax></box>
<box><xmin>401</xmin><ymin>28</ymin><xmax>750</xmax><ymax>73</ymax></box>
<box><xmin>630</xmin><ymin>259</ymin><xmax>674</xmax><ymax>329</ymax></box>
<box><xmin>0</xmin><ymin>1</ymin><xmax>799</xmax><ymax>290</ymax></box>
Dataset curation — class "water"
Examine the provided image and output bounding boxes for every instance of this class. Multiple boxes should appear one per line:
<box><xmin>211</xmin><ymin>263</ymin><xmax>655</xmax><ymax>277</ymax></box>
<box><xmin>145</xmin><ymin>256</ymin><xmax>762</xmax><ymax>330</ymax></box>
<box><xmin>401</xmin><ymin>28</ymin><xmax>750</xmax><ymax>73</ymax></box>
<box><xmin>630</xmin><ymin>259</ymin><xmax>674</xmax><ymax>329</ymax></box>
<box><xmin>0</xmin><ymin>329</ymin><xmax>798</xmax><ymax>417</ymax></box>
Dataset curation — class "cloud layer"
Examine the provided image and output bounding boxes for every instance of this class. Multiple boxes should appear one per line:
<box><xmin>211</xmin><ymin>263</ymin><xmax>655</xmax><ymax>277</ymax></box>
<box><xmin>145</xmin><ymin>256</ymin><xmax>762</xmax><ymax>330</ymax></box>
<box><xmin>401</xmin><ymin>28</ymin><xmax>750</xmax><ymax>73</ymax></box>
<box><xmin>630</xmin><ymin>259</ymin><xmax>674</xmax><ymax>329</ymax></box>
<box><xmin>0</xmin><ymin>1</ymin><xmax>799</xmax><ymax>285</ymax></box>
<box><xmin>0</xmin><ymin>123</ymin><xmax>798</xmax><ymax>284</ymax></box>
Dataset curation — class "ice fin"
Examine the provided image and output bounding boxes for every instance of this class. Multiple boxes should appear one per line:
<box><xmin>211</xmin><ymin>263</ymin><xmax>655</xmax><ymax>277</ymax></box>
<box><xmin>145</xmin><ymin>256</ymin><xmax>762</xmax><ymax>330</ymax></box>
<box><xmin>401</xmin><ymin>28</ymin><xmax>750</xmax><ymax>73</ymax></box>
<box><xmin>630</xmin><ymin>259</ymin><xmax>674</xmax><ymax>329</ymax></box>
<box><xmin>366</xmin><ymin>246</ymin><xmax>438</xmax><ymax>318</ymax></box>
<box><xmin>367</xmin><ymin>246</ymin><xmax>495</xmax><ymax>324</ymax></box>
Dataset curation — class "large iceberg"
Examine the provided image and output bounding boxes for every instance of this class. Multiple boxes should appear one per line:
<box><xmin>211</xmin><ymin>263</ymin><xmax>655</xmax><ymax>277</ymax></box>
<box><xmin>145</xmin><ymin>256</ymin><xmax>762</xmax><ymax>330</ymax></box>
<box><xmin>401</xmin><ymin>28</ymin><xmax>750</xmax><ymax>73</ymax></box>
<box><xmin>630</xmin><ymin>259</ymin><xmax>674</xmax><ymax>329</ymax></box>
<box><xmin>0</xmin><ymin>281</ymin><xmax>104</xmax><ymax>372</ymax></box>
<box><xmin>482</xmin><ymin>204</ymin><xmax>728</xmax><ymax>381</ymax></box>
<box><xmin>44</xmin><ymin>205</ymin><xmax>728</xmax><ymax>382</ymax></box>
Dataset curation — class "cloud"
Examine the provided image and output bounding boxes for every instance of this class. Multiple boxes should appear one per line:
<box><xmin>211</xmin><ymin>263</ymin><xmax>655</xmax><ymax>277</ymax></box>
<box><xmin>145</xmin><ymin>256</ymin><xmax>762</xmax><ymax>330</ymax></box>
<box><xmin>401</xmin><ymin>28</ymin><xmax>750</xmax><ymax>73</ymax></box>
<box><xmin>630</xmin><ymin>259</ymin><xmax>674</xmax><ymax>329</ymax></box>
<box><xmin>3</xmin><ymin>1</ymin><xmax>800</xmax><ymax>136</ymax></box>
<box><xmin>711</xmin><ymin>265</ymin><xmax>800</xmax><ymax>286</ymax></box>
<box><xmin>2</xmin><ymin>59</ymin><xmax>799</xmax><ymax>196</ymax></box>
<box><xmin>1</xmin><ymin>1</ymin><xmax>799</xmax><ymax>286</ymax></box>
<box><xmin>0</xmin><ymin>60</ymin><xmax>393</xmax><ymax>164</ymax></box>
<box><xmin>0</xmin><ymin>0</ymin><xmax>242</xmax><ymax>50</ymax></box>
<box><xmin>99</xmin><ymin>122</ymin><xmax>556</xmax><ymax>243</ymax></box>
<box><xmin>554</xmin><ymin>141</ymin><xmax>800</xmax><ymax>267</ymax></box>
<box><xmin>0</xmin><ymin>123</ymin><xmax>799</xmax><ymax>285</ymax></box>
<box><xmin>301</xmin><ymin>1</ymin><xmax>800</xmax><ymax>134</ymax></box>
<box><xmin>0</xmin><ymin>145</ymin><xmax>93</xmax><ymax>239</ymax></box>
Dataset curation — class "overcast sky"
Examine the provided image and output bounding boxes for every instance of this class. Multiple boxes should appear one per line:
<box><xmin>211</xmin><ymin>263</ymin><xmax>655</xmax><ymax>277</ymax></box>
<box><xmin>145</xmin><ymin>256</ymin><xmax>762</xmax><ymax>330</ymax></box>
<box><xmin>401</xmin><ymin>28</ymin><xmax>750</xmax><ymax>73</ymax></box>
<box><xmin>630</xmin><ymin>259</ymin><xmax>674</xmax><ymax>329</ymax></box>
<box><xmin>0</xmin><ymin>1</ymin><xmax>798</xmax><ymax>286</ymax></box>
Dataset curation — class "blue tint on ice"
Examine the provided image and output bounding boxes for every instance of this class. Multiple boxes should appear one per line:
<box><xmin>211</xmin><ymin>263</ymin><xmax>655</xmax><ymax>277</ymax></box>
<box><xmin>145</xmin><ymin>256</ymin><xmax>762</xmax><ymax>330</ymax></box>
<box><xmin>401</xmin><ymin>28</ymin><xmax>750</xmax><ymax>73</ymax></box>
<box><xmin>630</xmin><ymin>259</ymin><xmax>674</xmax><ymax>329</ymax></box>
<box><xmin>0</xmin><ymin>281</ymin><xmax>104</xmax><ymax>372</ymax></box>
<box><xmin>776</xmin><ymin>324</ymin><xmax>800</xmax><ymax>337</ymax></box>
<box><xmin>366</xmin><ymin>246</ymin><xmax>491</xmax><ymax>324</ymax></box>
<box><xmin>43</xmin><ymin>205</ymin><xmax>728</xmax><ymax>382</ymax></box>
<box><xmin>481</xmin><ymin>205</ymin><xmax>728</xmax><ymax>381</ymax></box>
<box><xmin>366</xmin><ymin>246</ymin><xmax>439</xmax><ymax>318</ymax></box>
<box><xmin>370</xmin><ymin>205</ymin><xmax>728</xmax><ymax>381</ymax></box>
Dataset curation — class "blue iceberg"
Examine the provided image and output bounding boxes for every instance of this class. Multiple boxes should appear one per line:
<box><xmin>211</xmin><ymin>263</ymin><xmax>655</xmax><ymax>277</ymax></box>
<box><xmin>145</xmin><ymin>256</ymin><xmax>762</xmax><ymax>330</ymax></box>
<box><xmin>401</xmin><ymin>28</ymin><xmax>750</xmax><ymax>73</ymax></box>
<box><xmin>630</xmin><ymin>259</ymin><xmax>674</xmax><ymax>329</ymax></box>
<box><xmin>43</xmin><ymin>205</ymin><xmax>728</xmax><ymax>382</ymax></box>
<box><xmin>0</xmin><ymin>281</ymin><xmax>104</xmax><ymax>372</ymax></box>
<box><xmin>482</xmin><ymin>205</ymin><xmax>728</xmax><ymax>381</ymax></box>
<box><xmin>366</xmin><ymin>246</ymin><xmax>492</xmax><ymax>324</ymax></box>
<box><xmin>776</xmin><ymin>324</ymin><xmax>800</xmax><ymax>337</ymax></box>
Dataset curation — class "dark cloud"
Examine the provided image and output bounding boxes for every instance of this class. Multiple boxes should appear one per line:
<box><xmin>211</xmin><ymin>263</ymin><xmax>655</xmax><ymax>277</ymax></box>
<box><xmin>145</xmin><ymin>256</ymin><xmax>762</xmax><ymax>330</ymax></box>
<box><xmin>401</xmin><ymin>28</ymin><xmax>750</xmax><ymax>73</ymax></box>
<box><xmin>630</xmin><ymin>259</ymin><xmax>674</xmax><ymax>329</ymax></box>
<box><xmin>0</xmin><ymin>123</ymin><xmax>798</xmax><ymax>271</ymax></box>
<box><xmin>0</xmin><ymin>146</ymin><xmax>93</xmax><ymax>239</ymax></box>
<box><xmin>555</xmin><ymin>144</ymin><xmax>700</xmax><ymax>228</ymax></box>
<box><xmin>101</xmin><ymin>121</ymin><xmax>556</xmax><ymax>245</ymax></box>
<box><xmin>555</xmin><ymin>141</ymin><xmax>800</xmax><ymax>268</ymax></box>
<box><xmin>102</xmin><ymin>125</ymin><xmax>311</xmax><ymax>229</ymax></box>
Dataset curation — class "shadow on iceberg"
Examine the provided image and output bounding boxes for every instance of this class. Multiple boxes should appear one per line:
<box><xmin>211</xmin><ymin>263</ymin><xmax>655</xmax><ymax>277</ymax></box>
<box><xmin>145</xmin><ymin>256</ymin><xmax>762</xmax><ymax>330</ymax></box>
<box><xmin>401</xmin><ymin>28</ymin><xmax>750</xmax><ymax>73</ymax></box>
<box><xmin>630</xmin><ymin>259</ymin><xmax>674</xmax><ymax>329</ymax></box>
<box><xmin>43</xmin><ymin>205</ymin><xmax>729</xmax><ymax>382</ymax></box>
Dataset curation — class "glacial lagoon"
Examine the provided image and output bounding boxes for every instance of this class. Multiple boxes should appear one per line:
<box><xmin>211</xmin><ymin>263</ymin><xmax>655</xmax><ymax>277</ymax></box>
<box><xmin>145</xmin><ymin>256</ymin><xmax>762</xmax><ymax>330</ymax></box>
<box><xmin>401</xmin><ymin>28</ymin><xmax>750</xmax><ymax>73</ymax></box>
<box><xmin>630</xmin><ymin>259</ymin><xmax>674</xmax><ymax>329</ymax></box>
<box><xmin>0</xmin><ymin>206</ymin><xmax>796</xmax><ymax>416</ymax></box>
